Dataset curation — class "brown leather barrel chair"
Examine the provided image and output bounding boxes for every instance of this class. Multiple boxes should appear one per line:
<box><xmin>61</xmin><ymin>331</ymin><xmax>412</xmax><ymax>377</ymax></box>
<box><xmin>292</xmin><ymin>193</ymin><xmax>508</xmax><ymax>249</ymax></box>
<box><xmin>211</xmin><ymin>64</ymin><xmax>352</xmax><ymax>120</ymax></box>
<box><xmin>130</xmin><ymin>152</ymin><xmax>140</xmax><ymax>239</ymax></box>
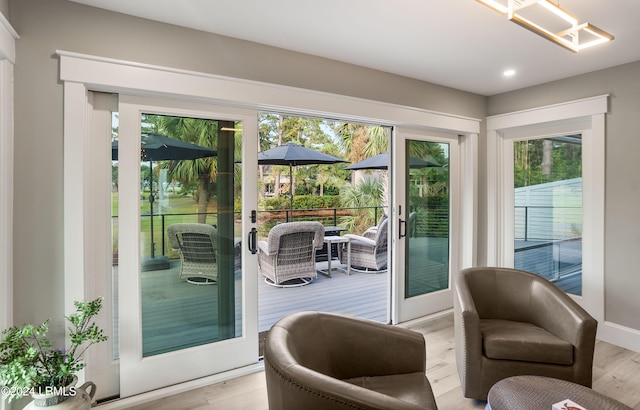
<box><xmin>454</xmin><ymin>267</ymin><xmax>598</xmax><ymax>401</ymax></box>
<box><xmin>264</xmin><ymin>311</ymin><xmax>439</xmax><ymax>410</ymax></box>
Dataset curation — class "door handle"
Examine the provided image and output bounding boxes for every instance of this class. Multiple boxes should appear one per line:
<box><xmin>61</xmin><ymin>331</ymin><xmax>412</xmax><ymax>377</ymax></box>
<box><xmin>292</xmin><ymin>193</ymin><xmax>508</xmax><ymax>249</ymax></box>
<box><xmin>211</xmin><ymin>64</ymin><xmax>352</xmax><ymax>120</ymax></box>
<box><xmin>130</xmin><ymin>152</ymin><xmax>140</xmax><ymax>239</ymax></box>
<box><xmin>248</xmin><ymin>228</ymin><xmax>258</xmax><ymax>254</ymax></box>
<box><xmin>399</xmin><ymin>218</ymin><xmax>406</xmax><ymax>239</ymax></box>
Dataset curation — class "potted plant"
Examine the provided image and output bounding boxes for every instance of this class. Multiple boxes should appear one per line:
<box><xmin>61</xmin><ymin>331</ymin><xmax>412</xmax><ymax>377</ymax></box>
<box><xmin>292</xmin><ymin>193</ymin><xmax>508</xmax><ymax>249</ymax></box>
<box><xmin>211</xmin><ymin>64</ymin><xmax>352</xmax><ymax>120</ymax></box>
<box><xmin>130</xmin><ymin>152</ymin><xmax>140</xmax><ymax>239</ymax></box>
<box><xmin>0</xmin><ymin>297</ymin><xmax>107</xmax><ymax>406</ymax></box>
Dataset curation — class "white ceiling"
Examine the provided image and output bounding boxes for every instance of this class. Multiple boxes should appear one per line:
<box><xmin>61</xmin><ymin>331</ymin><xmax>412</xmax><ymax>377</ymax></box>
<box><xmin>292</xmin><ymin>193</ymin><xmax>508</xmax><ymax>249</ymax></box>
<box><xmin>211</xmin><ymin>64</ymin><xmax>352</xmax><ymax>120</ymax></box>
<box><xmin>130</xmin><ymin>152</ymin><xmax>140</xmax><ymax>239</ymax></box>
<box><xmin>68</xmin><ymin>0</ymin><xmax>640</xmax><ymax>96</ymax></box>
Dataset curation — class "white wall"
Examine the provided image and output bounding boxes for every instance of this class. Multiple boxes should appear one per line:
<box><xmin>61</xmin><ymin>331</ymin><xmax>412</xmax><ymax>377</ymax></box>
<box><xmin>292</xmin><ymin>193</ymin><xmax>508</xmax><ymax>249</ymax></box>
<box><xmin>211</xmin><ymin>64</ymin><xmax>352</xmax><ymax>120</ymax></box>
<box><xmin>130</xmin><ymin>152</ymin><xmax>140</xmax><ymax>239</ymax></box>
<box><xmin>0</xmin><ymin>0</ymin><xmax>8</xmax><ymax>19</ymax></box>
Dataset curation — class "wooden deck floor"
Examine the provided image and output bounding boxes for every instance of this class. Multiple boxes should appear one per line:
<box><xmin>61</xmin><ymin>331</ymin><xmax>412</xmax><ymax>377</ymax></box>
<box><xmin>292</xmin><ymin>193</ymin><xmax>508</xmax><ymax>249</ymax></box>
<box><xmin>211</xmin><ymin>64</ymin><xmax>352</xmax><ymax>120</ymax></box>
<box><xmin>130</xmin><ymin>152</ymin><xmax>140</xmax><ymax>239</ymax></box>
<box><xmin>258</xmin><ymin>260</ymin><xmax>388</xmax><ymax>332</ymax></box>
<box><xmin>133</xmin><ymin>259</ymin><xmax>390</xmax><ymax>356</ymax></box>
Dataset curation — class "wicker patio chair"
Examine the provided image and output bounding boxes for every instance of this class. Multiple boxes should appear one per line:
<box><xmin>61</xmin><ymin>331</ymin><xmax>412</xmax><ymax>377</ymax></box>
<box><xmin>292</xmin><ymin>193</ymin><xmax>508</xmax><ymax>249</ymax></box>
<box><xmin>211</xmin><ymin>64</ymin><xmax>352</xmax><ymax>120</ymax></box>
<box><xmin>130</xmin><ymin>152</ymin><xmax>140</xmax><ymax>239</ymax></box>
<box><xmin>258</xmin><ymin>221</ymin><xmax>325</xmax><ymax>287</ymax></box>
<box><xmin>341</xmin><ymin>217</ymin><xmax>388</xmax><ymax>272</ymax></box>
<box><xmin>167</xmin><ymin>223</ymin><xmax>218</xmax><ymax>285</ymax></box>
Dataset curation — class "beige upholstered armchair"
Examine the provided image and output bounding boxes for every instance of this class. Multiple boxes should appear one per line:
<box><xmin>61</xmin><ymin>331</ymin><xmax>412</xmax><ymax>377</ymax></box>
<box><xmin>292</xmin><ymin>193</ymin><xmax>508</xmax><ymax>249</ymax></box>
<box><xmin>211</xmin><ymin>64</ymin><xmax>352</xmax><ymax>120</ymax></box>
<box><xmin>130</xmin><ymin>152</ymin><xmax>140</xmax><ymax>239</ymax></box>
<box><xmin>258</xmin><ymin>221</ymin><xmax>324</xmax><ymax>287</ymax></box>
<box><xmin>341</xmin><ymin>217</ymin><xmax>388</xmax><ymax>272</ymax></box>
<box><xmin>264</xmin><ymin>311</ymin><xmax>439</xmax><ymax>410</ymax></box>
<box><xmin>167</xmin><ymin>223</ymin><xmax>218</xmax><ymax>284</ymax></box>
<box><xmin>454</xmin><ymin>266</ymin><xmax>597</xmax><ymax>401</ymax></box>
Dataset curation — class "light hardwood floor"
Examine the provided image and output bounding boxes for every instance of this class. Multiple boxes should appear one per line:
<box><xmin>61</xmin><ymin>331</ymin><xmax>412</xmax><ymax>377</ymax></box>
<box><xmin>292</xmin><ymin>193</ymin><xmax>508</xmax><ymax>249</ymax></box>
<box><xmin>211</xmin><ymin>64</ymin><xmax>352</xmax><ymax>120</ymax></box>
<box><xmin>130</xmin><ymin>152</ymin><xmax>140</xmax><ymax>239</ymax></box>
<box><xmin>124</xmin><ymin>314</ymin><xmax>640</xmax><ymax>409</ymax></box>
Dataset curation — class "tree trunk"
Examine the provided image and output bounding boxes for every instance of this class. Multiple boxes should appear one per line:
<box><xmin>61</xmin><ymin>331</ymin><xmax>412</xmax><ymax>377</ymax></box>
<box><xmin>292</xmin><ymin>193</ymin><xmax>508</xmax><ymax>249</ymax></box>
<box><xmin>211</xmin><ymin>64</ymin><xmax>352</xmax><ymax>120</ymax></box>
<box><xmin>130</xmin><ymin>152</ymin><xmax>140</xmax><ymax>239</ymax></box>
<box><xmin>275</xmin><ymin>116</ymin><xmax>284</xmax><ymax>198</ymax></box>
<box><xmin>259</xmin><ymin>165</ymin><xmax>265</xmax><ymax>198</ymax></box>
<box><xmin>197</xmin><ymin>175</ymin><xmax>210</xmax><ymax>224</ymax></box>
<box><xmin>542</xmin><ymin>139</ymin><xmax>553</xmax><ymax>177</ymax></box>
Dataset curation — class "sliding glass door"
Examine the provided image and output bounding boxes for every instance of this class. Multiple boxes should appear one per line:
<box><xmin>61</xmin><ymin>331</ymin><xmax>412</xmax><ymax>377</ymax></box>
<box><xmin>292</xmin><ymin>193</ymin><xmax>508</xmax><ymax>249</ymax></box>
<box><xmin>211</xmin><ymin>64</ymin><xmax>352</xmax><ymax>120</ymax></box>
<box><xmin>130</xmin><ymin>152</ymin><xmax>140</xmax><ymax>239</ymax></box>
<box><xmin>392</xmin><ymin>128</ymin><xmax>460</xmax><ymax>323</ymax></box>
<box><xmin>117</xmin><ymin>95</ymin><xmax>258</xmax><ymax>397</ymax></box>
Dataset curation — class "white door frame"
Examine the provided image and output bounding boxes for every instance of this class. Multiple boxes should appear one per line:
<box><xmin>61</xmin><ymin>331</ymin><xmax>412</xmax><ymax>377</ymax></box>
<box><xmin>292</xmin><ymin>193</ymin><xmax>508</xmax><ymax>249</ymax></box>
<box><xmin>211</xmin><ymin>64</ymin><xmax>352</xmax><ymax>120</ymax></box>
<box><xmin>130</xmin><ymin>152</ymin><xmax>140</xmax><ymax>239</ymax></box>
<box><xmin>0</xmin><ymin>13</ymin><xmax>18</xmax><ymax>410</ymax></box>
<box><xmin>0</xmin><ymin>11</ymin><xmax>17</xmax><ymax>342</ymax></box>
<box><xmin>83</xmin><ymin>92</ymin><xmax>119</xmax><ymax>399</ymax></box>
<box><xmin>59</xmin><ymin>50</ymin><xmax>479</xmax><ymax>398</ymax></box>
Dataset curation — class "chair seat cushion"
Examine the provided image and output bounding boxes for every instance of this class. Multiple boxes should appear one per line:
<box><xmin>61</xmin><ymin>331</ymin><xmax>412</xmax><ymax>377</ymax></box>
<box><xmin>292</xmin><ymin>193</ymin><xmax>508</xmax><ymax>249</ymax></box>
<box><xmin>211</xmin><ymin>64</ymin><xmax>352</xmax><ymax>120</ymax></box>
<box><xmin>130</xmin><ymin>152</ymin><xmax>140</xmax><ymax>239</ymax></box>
<box><xmin>342</xmin><ymin>372</ymin><xmax>437</xmax><ymax>409</ymax></box>
<box><xmin>480</xmin><ymin>319</ymin><xmax>574</xmax><ymax>365</ymax></box>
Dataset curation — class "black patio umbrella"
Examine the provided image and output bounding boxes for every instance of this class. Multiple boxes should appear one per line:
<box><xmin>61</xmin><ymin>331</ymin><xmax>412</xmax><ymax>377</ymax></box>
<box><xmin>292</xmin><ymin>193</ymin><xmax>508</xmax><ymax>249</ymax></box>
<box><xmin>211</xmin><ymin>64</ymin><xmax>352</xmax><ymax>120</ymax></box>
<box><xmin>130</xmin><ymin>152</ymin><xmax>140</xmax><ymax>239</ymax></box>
<box><xmin>345</xmin><ymin>152</ymin><xmax>440</xmax><ymax>170</ymax></box>
<box><xmin>111</xmin><ymin>132</ymin><xmax>218</xmax><ymax>161</ymax></box>
<box><xmin>112</xmin><ymin>133</ymin><xmax>218</xmax><ymax>260</ymax></box>
<box><xmin>258</xmin><ymin>142</ymin><xmax>347</xmax><ymax>220</ymax></box>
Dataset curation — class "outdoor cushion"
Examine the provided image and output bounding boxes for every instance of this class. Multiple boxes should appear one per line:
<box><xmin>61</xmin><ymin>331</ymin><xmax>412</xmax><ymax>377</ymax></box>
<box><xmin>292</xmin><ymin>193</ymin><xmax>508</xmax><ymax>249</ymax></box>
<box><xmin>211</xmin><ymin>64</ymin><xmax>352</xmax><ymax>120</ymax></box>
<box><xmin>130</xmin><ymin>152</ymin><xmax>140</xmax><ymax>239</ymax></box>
<box><xmin>480</xmin><ymin>319</ymin><xmax>574</xmax><ymax>365</ymax></box>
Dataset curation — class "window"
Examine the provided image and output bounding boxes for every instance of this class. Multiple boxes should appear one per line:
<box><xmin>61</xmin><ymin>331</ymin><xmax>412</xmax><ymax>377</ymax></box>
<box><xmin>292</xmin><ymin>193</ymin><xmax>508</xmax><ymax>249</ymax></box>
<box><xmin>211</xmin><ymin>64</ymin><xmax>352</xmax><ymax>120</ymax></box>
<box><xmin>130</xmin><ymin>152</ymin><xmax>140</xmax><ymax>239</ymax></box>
<box><xmin>513</xmin><ymin>135</ymin><xmax>583</xmax><ymax>295</ymax></box>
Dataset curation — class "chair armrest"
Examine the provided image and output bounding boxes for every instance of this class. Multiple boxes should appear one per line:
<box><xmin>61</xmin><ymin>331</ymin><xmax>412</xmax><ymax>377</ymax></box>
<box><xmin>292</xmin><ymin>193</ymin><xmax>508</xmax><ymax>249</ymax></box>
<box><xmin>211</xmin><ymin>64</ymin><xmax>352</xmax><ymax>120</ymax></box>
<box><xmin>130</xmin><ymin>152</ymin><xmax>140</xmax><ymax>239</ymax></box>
<box><xmin>528</xmin><ymin>280</ymin><xmax>598</xmax><ymax>386</ymax></box>
<box><xmin>454</xmin><ymin>276</ymin><xmax>483</xmax><ymax>397</ymax></box>
<box><xmin>530</xmin><ymin>280</ymin><xmax>597</xmax><ymax>384</ymax></box>
<box><xmin>343</xmin><ymin>234</ymin><xmax>376</xmax><ymax>247</ymax></box>
<box><xmin>530</xmin><ymin>281</ymin><xmax>597</xmax><ymax>346</ymax></box>
<box><xmin>257</xmin><ymin>240</ymin><xmax>270</xmax><ymax>255</ymax></box>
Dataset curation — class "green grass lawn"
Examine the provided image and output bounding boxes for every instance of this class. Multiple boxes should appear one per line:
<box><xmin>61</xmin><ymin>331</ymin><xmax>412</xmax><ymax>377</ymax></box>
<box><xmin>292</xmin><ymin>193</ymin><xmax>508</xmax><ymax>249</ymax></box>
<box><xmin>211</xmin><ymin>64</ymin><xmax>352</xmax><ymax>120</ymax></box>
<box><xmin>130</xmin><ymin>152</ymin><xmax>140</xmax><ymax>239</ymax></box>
<box><xmin>111</xmin><ymin>191</ymin><xmax>233</xmax><ymax>259</ymax></box>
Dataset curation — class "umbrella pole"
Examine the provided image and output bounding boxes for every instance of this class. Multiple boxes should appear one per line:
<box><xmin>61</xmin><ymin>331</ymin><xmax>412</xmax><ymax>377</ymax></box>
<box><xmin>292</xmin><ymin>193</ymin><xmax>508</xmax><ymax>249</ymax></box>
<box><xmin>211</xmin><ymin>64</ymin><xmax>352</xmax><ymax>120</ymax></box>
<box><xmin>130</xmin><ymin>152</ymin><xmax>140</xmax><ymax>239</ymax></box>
<box><xmin>149</xmin><ymin>159</ymin><xmax>155</xmax><ymax>258</ymax></box>
<box><xmin>289</xmin><ymin>164</ymin><xmax>293</xmax><ymax>222</ymax></box>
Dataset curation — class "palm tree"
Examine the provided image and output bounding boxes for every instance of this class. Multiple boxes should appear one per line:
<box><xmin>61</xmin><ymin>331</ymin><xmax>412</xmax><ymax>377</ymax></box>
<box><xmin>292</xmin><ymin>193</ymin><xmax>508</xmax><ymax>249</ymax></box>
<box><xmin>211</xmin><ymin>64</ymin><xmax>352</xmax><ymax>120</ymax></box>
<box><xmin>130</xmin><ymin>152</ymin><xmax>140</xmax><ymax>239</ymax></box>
<box><xmin>143</xmin><ymin>115</ymin><xmax>219</xmax><ymax>224</ymax></box>
<box><xmin>334</xmin><ymin>123</ymin><xmax>389</xmax><ymax>163</ymax></box>
<box><xmin>340</xmin><ymin>178</ymin><xmax>384</xmax><ymax>233</ymax></box>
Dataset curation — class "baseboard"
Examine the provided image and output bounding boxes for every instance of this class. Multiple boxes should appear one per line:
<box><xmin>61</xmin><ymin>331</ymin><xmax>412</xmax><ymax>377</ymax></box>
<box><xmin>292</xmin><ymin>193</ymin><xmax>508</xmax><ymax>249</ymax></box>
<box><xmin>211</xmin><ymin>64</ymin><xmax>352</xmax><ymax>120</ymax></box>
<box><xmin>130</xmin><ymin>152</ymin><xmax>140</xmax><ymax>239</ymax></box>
<box><xmin>598</xmin><ymin>321</ymin><xmax>640</xmax><ymax>353</ymax></box>
<box><xmin>397</xmin><ymin>308</ymin><xmax>454</xmax><ymax>329</ymax></box>
<box><xmin>95</xmin><ymin>362</ymin><xmax>265</xmax><ymax>409</ymax></box>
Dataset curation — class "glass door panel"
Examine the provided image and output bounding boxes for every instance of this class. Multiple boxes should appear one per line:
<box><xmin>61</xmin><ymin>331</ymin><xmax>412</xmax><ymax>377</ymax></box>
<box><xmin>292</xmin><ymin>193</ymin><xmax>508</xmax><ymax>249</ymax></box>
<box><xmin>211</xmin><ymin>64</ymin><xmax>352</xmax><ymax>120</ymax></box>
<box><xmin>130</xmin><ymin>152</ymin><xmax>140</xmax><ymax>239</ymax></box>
<box><xmin>405</xmin><ymin>140</ymin><xmax>450</xmax><ymax>298</ymax></box>
<box><xmin>118</xmin><ymin>95</ymin><xmax>258</xmax><ymax>397</ymax></box>
<box><xmin>513</xmin><ymin>135</ymin><xmax>583</xmax><ymax>295</ymax></box>
<box><xmin>135</xmin><ymin>114</ymin><xmax>241</xmax><ymax>356</ymax></box>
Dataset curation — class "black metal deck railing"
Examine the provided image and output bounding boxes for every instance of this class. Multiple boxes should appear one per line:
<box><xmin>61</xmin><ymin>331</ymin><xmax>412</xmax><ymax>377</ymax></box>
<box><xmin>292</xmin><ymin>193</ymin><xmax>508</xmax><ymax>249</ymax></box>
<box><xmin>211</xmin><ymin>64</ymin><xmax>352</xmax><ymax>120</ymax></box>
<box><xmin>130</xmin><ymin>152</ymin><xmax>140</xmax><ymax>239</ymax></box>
<box><xmin>112</xmin><ymin>206</ymin><xmax>385</xmax><ymax>259</ymax></box>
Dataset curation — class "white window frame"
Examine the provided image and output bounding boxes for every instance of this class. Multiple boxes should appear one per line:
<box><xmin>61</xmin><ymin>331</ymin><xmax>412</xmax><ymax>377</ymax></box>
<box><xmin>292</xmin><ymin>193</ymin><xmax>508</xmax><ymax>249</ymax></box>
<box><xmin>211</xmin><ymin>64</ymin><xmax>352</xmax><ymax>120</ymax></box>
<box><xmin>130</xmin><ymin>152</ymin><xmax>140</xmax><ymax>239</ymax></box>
<box><xmin>486</xmin><ymin>95</ymin><xmax>607</xmax><ymax>323</ymax></box>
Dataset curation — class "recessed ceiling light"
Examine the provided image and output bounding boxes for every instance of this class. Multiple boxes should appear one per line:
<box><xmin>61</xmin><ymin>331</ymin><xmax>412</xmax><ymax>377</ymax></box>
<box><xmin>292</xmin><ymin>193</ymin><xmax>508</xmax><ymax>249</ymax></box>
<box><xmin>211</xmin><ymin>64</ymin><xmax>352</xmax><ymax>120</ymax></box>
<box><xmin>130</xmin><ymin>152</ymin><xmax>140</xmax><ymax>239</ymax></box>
<box><xmin>503</xmin><ymin>69</ymin><xmax>516</xmax><ymax>77</ymax></box>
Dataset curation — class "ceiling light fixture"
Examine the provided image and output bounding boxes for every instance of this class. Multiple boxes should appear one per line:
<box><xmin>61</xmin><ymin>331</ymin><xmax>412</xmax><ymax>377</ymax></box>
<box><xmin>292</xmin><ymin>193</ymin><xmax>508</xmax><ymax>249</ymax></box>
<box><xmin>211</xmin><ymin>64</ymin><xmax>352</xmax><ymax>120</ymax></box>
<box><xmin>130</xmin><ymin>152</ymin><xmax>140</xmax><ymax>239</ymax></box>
<box><xmin>476</xmin><ymin>0</ymin><xmax>614</xmax><ymax>52</ymax></box>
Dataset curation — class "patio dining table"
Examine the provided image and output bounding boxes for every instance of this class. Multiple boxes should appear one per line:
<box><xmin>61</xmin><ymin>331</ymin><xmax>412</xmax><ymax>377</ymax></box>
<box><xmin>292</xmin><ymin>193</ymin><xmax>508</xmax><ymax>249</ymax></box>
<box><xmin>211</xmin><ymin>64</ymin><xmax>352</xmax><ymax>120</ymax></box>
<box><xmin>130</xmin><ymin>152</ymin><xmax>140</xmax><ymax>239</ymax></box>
<box><xmin>317</xmin><ymin>235</ymin><xmax>350</xmax><ymax>278</ymax></box>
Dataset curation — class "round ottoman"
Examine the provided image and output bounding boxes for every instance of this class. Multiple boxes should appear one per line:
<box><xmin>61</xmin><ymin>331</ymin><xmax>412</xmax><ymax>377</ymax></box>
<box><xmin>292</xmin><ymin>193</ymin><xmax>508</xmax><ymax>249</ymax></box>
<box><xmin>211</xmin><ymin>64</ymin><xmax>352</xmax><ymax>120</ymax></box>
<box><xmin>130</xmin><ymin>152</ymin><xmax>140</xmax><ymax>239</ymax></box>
<box><xmin>486</xmin><ymin>375</ymin><xmax>632</xmax><ymax>410</ymax></box>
